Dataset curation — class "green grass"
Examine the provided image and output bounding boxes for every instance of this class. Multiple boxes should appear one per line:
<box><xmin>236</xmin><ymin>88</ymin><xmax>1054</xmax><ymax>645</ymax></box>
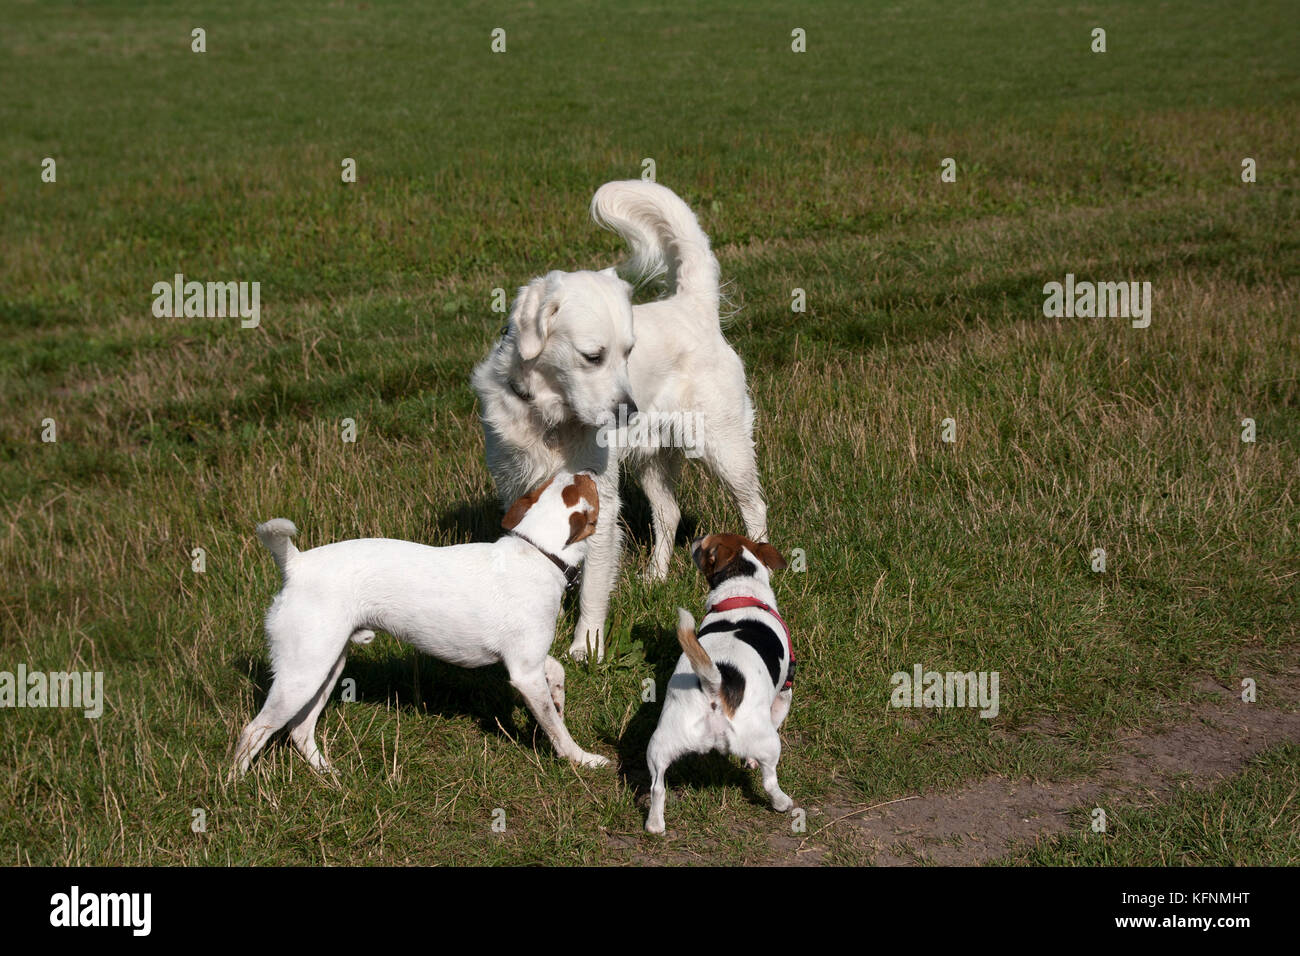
<box><xmin>0</xmin><ymin>0</ymin><xmax>1296</xmax><ymax>865</ymax></box>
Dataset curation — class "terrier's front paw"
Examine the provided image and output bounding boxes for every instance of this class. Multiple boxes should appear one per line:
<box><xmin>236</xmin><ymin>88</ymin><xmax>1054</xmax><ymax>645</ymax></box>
<box><xmin>577</xmin><ymin>752</ymin><xmax>610</xmax><ymax>768</ymax></box>
<box><xmin>645</xmin><ymin>817</ymin><xmax>665</xmax><ymax>835</ymax></box>
<box><xmin>771</xmin><ymin>793</ymin><xmax>794</xmax><ymax>813</ymax></box>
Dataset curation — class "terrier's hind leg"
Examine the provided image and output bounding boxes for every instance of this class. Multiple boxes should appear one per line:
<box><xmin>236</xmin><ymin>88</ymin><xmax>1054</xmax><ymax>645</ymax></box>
<box><xmin>750</xmin><ymin>729</ymin><xmax>792</xmax><ymax>813</ymax></box>
<box><xmin>645</xmin><ymin>731</ymin><xmax>682</xmax><ymax>834</ymax></box>
<box><xmin>234</xmin><ymin>626</ymin><xmax>351</xmax><ymax>776</ymax></box>
<box><xmin>771</xmin><ymin>688</ymin><xmax>793</xmax><ymax>730</ymax></box>
<box><xmin>288</xmin><ymin>647</ymin><xmax>349</xmax><ymax>774</ymax></box>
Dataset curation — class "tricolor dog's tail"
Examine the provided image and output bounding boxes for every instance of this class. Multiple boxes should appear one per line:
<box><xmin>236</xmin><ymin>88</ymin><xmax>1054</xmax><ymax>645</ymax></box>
<box><xmin>676</xmin><ymin>607</ymin><xmax>746</xmax><ymax>716</ymax></box>
<box><xmin>256</xmin><ymin>518</ymin><xmax>299</xmax><ymax>577</ymax></box>
<box><xmin>676</xmin><ymin>607</ymin><xmax>721</xmax><ymax>695</ymax></box>
<box><xmin>591</xmin><ymin>181</ymin><xmax>720</xmax><ymax>318</ymax></box>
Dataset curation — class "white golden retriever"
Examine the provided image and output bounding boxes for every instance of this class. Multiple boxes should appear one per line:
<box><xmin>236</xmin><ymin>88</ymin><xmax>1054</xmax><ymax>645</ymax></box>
<box><xmin>471</xmin><ymin>181</ymin><xmax>767</xmax><ymax>662</ymax></box>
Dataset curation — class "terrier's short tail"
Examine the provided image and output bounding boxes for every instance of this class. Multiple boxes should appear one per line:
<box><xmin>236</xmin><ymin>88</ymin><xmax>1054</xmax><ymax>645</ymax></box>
<box><xmin>256</xmin><ymin>518</ymin><xmax>299</xmax><ymax>576</ymax></box>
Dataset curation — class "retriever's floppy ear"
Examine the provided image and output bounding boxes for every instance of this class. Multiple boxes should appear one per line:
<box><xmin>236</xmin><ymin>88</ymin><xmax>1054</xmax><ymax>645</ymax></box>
<box><xmin>502</xmin><ymin>477</ymin><xmax>554</xmax><ymax>530</ymax></box>
<box><xmin>754</xmin><ymin>542</ymin><xmax>788</xmax><ymax>571</ymax></box>
<box><xmin>513</xmin><ymin>274</ymin><xmax>561</xmax><ymax>362</ymax></box>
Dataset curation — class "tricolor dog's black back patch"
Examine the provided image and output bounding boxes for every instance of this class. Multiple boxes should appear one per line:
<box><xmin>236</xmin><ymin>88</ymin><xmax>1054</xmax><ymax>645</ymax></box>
<box><xmin>716</xmin><ymin>662</ymin><xmax>746</xmax><ymax>717</ymax></box>
<box><xmin>698</xmin><ymin>619</ymin><xmax>786</xmax><ymax>689</ymax></box>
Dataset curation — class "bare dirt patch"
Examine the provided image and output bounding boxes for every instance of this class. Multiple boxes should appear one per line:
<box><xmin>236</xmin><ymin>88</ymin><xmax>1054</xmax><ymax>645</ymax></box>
<box><xmin>778</xmin><ymin>669</ymin><xmax>1300</xmax><ymax>865</ymax></box>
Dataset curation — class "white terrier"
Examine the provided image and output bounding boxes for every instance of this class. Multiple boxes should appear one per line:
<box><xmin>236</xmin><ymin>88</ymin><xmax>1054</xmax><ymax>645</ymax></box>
<box><xmin>472</xmin><ymin>181</ymin><xmax>768</xmax><ymax>663</ymax></box>
<box><xmin>234</xmin><ymin>471</ymin><xmax>610</xmax><ymax>775</ymax></box>
<box><xmin>645</xmin><ymin>533</ymin><xmax>793</xmax><ymax>834</ymax></box>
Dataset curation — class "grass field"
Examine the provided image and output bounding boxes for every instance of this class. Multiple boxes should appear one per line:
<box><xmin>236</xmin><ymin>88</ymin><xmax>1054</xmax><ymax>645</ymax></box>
<box><xmin>1</xmin><ymin>0</ymin><xmax>1296</xmax><ymax>865</ymax></box>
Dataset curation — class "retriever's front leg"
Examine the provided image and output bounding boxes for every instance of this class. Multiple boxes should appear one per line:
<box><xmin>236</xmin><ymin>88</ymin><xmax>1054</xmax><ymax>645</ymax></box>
<box><xmin>569</xmin><ymin>468</ymin><xmax>622</xmax><ymax>662</ymax></box>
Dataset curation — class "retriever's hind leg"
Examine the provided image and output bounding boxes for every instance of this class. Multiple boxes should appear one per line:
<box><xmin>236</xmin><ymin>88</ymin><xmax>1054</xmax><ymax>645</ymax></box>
<box><xmin>639</xmin><ymin>452</ymin><xmax>683</xmax><ymax>581</ymax></box>
<box><xmin>700</xmin><ymin>426</ymin><xmax>767</xmax><ymax>542</ymax></box>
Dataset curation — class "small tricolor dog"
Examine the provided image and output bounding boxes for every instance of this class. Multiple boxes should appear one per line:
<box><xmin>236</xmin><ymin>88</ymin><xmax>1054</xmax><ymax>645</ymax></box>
<box><xmin>233</xmin><ymin>471</ymin><xmax>611</xmax><ymax>775</ymax></box>
<box><xmin>645</xmin><ymin>533</ymin><xmax>794</xmax><ymax>833</ymax></box>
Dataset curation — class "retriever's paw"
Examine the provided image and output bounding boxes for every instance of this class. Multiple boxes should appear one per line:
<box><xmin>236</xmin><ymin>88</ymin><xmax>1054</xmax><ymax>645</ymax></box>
<box><xmin>567</xmin><ymin>634</ymin><xmax>604</xmax><ymax>663</ymax></box>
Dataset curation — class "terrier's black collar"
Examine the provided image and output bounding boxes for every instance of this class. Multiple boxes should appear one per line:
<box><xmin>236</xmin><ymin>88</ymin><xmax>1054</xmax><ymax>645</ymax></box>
<box><xmin>509</xmin><ymin>530</ymin><xmax>579</xmax><ymax>589</ymax></box>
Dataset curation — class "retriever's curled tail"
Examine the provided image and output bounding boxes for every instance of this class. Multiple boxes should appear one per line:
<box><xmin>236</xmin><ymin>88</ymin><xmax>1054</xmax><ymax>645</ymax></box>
<box><xmin>591</xmin><ymin>180</ymin><xmax>720</xmax><ymax>315</ymax></box>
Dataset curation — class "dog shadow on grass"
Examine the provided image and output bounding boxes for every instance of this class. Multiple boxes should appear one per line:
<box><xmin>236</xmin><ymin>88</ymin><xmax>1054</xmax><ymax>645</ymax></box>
<box><xmin>233</xmin><ymin>649</ymin><xmax>524</xmax><ymax>763</ymax></box>
<box><xmin>431</xmin><ymin>494</ymin><xmax>501</xmax><ymax>544</ymax></box>
<box><xmin>618</xmin><ymin>482</ymin><xmax>703</xmax><ymax>556</ymax></box>
<box><xmin>608</xmin><ymin>621</ymin><xmax>765</xmax><ymax>811</ymax></box>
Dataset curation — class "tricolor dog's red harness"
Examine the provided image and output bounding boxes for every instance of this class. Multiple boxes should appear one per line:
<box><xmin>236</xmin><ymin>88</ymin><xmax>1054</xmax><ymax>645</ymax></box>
<box><xmin>706</xmin><ymin>596</ymin><xmax>795</xmax><ymax>690</ymax></box>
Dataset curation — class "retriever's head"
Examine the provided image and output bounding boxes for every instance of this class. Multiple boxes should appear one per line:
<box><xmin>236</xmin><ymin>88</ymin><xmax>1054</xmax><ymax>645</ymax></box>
<box><xmin>507</xmin><ymin>269</ymin><xmax>637</xmax><ymax>428</ymax></box>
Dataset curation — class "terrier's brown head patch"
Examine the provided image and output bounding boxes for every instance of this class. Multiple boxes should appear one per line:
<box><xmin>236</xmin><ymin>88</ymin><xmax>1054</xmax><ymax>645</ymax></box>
<box><xmin>563</xmin><ymin>473</ymin><xmax>599</xmax><ymax>546</ymax></box>
<box><xmin>692</xmin><ymin>533</ymin><xmax>787</xmax><ymax>584</ymax></box>
<box><xmin>501</xmin><ymin>477</ymin><xmax>554</xmax><ymax>531</ymax></box>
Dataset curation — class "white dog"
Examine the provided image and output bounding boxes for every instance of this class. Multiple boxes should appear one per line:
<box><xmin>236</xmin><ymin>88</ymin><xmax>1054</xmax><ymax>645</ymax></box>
<box><xmin>644</xmin><ymin>533</ymin><xmax>793</xmax><ymax>834</ymax></box>
<box><xmin>472</xmin><ymin>181</ymin><xmax>768</xmax><ymax>663</ymax></box>
<box><xmin>233</xmin><ymin>471</ymin><xmax>610</xmax><ymax>775</ymax></box>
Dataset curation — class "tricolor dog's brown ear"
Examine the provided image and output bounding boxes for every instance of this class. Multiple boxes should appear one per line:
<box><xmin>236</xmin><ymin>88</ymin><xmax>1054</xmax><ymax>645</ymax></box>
<box><xmin>754</xmin><ymin>542</ymin><xmax>788</xmax><ymax>571</ymax></box>
<box><xmin>562</xmin><ymin>473</ymin><xmax>599</xmax><ymax>546</ymax></box>
<box><xmin>502</xmin><ymin>477</ymin><xmax>554</xmax><ymax>531</ymax></box>
<box><xmin>692</xmin><ymin>535</ymin><xmax>740</xmax><ymax>579</ymax></box>
<box><xmin>694</xmin><ymin>533</ymin><xmax>784</xmax><ymax>578</ymax></box>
